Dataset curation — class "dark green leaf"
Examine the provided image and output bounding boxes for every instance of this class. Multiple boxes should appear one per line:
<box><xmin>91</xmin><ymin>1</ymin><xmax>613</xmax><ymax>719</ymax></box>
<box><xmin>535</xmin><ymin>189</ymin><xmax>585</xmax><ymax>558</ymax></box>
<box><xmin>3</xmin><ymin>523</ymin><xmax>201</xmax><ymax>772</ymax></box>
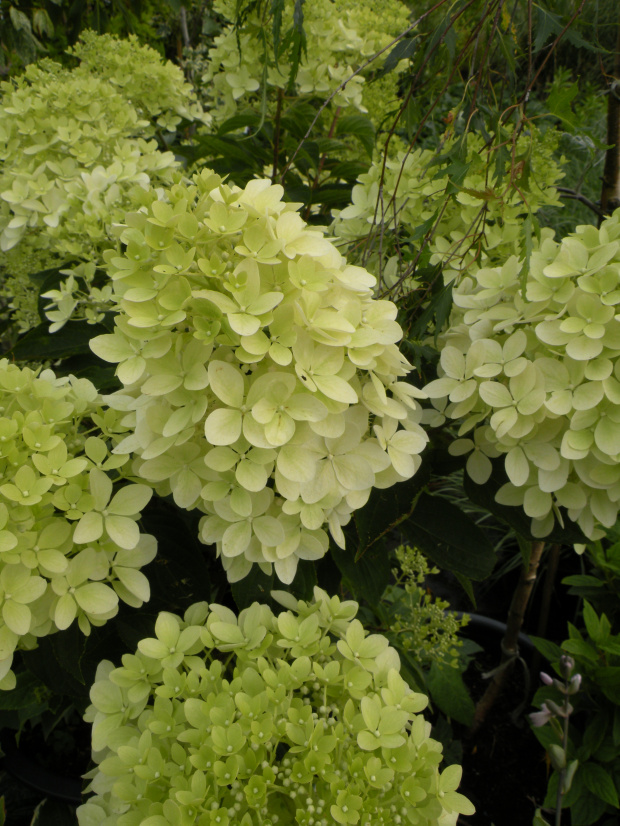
<box><xmin>569</xmin><ymin>791</ymin><xmax>607</xmax><ymax>826</ymax></box>
<box><xmin>582</xmin><ymin>714</ymin><xmax>608</xmax><ymax>759</ymax></box>
<box><xmin>354</xmin><ymin>460</ymin><xmax>431</xmax><ymax>552</ymax></box>
<box><xmin>529</xmin><ymin>635</ymin><xmax>563</xmax><ymax>664</ymax></box>
<box><xmin>581</xmin><ymin>763</ymin><xmax>619</xmax><ymax>807</ymax></box>
<box><xmin>288</xmin><ymin>559</ymin><xmax>317</xmax><ymax>602</ymax></box>
<box><xmin>0</xmin><ymin>671</ymin><xmax>42</xmax><ymax>710</ymax></box>
<box><xmin>583</xmin><ymin>601</ymin><xmax>602</xmax><ymax>643</ymax></box>
<box><xmin>271</xmin><ymin>0</ymin><xmax>286</xmax><ymax>66</ymax></box>
<box><xmin>592</xmin><ymin>667</ymin><xmax>620</xmax><ymax>703</ymax></box>
<box><xmin>30</xmin><ymin>798</ymin><xmax>78</xmax><ymax>826</ymax></box>
<box><xmin>232</xmin><ymin>568</ymin><xmax>274</xmax><ymax>611</ymax></box>
<box><xmin>10</xmin><ymin>320</ymin><xmax>111</xmax><ymax>362</ymax></box>
<box><xmin>374</xmin><ymin>35</ymin><xmax>417</xmax><ymax>80</ymax></box>
<box><xmin>336</xmin><ymin>115</ymin><xmax>376</xmax><ymax>159</ymax></box>
<box><xmin>427</xmin><ymin>661</ymin><xmax>475</xmax><ymax>726</ymax></box>
<box><xmin>403</xmin><ymin>493</ymin><xmax>496</xmax><ymax>580</ymax></box>
<box><xmin>546</xmin><ymin>80</ymin><xmax>579</xmax><ymax>128</ymax></box>
<box><xmin>217</xmin><ymin>113</ymin><xmax>262</xmax><ymax>135</ymax></box>
<box><xmin>21</xmin><ymin>638</ymin><xmax>86</xmax><ymax>700</ymax></box>
<box><xmin>330</xmin><ymin>537</ymin><xmax>392</xmax><ymax>608</ymax></box>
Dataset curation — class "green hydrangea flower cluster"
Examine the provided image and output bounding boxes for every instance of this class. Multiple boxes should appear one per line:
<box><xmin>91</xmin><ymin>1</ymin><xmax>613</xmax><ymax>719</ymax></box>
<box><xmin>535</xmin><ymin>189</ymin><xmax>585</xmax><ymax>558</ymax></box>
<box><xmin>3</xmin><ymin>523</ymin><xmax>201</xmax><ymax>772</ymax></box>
<box><xmin>0</xmin><ymin>34</ymin><xmax>208</xmax><ymax>332</ymax></box>
<box><xmin>77</xmin><ymin>588</ymin><xmax>473</xmax><ymax>826</ymax></box>
<box><xmin>90</xmin><ymin>168</ymin><xmax>428</xmax><ymax>584</ymax></box>
<box><xmin>68</xmin><ymin>31</ymin><xmax>210</xmax><ymax>133</ymax></box>
<box><xmin>0</xmin><ymin>359</ymin><xmax>155</xmax><ymax>691</ymax></box>
<box><xmin>331</xmin><ymin>129</ymin><xmax>563</xmax><ymax>294</ymax></box>
<box><xmin>201</xmin><ymin>0</ymin><xmax>411</xmax><ymax>124</ymax></box>
<box><xmin>425</xmin><ymin>210</ymin><xmax>620</xmax><ymax>540</ymax></box>
<box><xmin>0</xmin><ymin>48</ymin><xmax>181</xmax><ymax>255</ymax></box>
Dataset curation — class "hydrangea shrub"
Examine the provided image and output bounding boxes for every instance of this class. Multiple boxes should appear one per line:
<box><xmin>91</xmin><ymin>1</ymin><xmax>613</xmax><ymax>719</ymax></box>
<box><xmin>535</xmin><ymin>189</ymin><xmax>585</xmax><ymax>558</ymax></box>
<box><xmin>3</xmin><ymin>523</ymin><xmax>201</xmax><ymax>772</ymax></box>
<box><xmin>77</xmin><ymin>588</ymin><xmax>473</xmax><ymax>826</ymax></box>
<box><xmin>425</xmin><ymin>210</ymin><xmax>620</xmax><ymax>540</ymax></box>
<box><xmin>90</xmin><ymin>169</ymin><xmax>428</xmax><ymax>584</ymax></box>
<box><xmin>202</xmin><ymin>0</ymin><xmax>411</xmax><ymax>124</ymax></box>
<box><xmin>0</xmin><ymin>33</ymin><xmax>206</xmax><ymax>331</ymax></box>
<box><xmin>331</xmin><ymin>129</ymin><xmax>563</xmax><ymax>294</ymax></box>
<box><xmin>0</xmin><ymin>359</ymin><xmax>155</xmax><ymax>690</ymax></box>
<box><xmin>68</xmin><ymin>31</ymin><xmax>210</xmax><ymax>133</ymax></box>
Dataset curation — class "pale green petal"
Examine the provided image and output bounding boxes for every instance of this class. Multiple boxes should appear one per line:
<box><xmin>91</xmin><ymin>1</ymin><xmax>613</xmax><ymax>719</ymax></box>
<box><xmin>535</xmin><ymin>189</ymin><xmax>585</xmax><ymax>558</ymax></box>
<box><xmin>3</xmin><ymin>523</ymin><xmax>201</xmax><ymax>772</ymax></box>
<box><xmin>595</xmin><ymin>416</ymin><xmax>620</xmax><ymax>455</ymax></box>
<box><xmin>105</xmin><ymin>515</ymin><xmax>140</xmax><ymax>550</ymax></box>
<box><xmin>253</xmin><ymin>516</ymin><xmax>285</xmax><ymax>547</ymax></box>
<box><xmin>505</xmin><ymin>447</ymin><xmax>529</xmax><ymax>486</ymax></box>
<box><xmin>89</xmin><ymin>334</ymin><xmax>133</xmax><ymax>363</ymax></box>
<box><xmin>108</xmin><ymin>484</ymin><xmax>152</xmax><ymax>516</ymax></box>
<box><xmin>208</xmin><ymin>361</ymin><xmax>245</xmax><ymax>407</ymax></box>
<box><xmin>222</xmin><ymin>521</ymin><xmax>252</xmax><ymax>558</ymax></box>
<box><xmin>75</xmin><ymin>583</ymin><xmax>119</xmax><ymax>616</ymax></box>
<box><xmin>54</xmin><ymin>593</ymin><xmax>77</xmax><ymax>631</ymax></box>
<box><xmin>204</xmin><ymin>408</ymin><xmax>243</xmax><ymax>446</ymax></box>
<box><xmin>479</xmin><ymin>382</ymin><xmax>513</xmax><ymax>408</ymax></box>
<box><xmin>313</xmin><ymin>374</ymin><xmax>358</xmax><ymax>404</ymax></box>
<box><xmin>172</xmin><ymin>468</ymin><xmax>202</xmax><ymax>508</ymax></box>
<box><xmin>333</xmin><ymin>455</ymin><xmax>374</xmax><ymax>491</ymax></box>
<box><xmin>264</xmin><ymin>412</ymin><xmax>295</xmax><ymax>447</ymax></box>
<box><xmin>155</xmin><ymin>612</ymin><xmax>180</xmax><ymax>647</ymax></box>
<box><xmin>87</xmin><ymin>466</ymin><xmax>110</xmax><ymax>507</ymax></box>
<box><xmin>3</xmin><ymin>600</ymin><xmax>31</xmax><ymax>636</ymax></box>
<box><xmin>466</xmin><ymin>451</ymin><xmax>492</xmax><ymax>484</ymax></box>
<box><xmin>277</xmin><ymin>446</ymin><xmax>318</xmax><ymax>482</ymax></box>
<box><xmin>235</xmin><ymin>460</ymin><xmax>269</xmax><ymax>492</ymax></box>
<box><xmin>73</xmin><ymin>511</ymin><xmax>104</xmax><ymax>544</ymax></box>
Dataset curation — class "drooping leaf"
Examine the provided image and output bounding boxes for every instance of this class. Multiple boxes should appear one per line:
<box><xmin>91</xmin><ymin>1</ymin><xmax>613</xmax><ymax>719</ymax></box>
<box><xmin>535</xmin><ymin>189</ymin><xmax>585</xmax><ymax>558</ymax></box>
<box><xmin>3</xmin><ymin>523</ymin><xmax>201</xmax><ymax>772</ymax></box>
<box><xmin>427</xmin><ymin>662</ymin><xmax>475</xmax><ymax>726</ymax></box>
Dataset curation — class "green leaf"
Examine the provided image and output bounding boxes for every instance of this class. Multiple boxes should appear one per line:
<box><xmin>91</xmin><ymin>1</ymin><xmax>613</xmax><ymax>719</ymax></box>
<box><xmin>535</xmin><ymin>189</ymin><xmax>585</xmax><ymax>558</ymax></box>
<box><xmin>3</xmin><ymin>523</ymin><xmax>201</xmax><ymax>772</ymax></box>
<box><xmin>546</xmin><ymin>80</ymin><xmax>579</xmax><ymax>128</ymax></box>
<box><xmin>569</xmin><ymin>791</ymin><xmax>607</xmax><ymax>826</ymax></box>
<box><xmin>354</xmin><ymin>460</ymin><xmax>431</xmax><ymax>552</ymax></box>
<box><xmin>330</xmin><ymin>536</ymin><xmax>392</xmax><ymax>608</ymax></box>
<box><xmin>427</xmin><ymin>662</ymin><xmax>475</xmax><ymax>726</ymax></box>
<box><xmin>581</xmin><ymin>762</ymin><xmax>619</xmax><ymax>807</ymax></box>
<box><xmin>529</xmin><ymin>635</ymin><xmax>563</xmax><ymax>664</ymax></box>
<box><xmin>582</xmin><ymin>601</ymin><xmax>603</xmax><ymax>643</ymax></box>
<box><xmin>30</xmin><ymin>798</ymin><xmax>78</xmax><ymax>825</ymax></box>
<box><xmin>0</xmin><ymin>671</ymin><xmax>42</xmax><ymax>709</ymax></box>
<box><xmin>10</xmin><ymin>320</ymin><xmax>111</xmax><ymax>362</ymax></box>
<box><xmin>591</xmin><ymin>667</ymin><xmax>620</xmax><ymax>703</ymax></box>
<box><xmin>374</xmin><ymin>35</ymin><xmax>417</xmax><ymax>80</ymax></box>
<box><xmin>403</xmin><ymin>493</ymin><xmax>496</xmax><ymax>580</ymax></box>
<box><xmin>533</xmin><ymin>808</ymin><xmax>551</xmax><ymax>826</ymax></box>
<box><xmin>336</xmin><ymin>116</ymin><xmax>376</xmax><ymax>159</ymax></box>
<box><xmin>232</xmin><ymin>567</ymin><xmax>274</xmax><ymax>611</ymax></box>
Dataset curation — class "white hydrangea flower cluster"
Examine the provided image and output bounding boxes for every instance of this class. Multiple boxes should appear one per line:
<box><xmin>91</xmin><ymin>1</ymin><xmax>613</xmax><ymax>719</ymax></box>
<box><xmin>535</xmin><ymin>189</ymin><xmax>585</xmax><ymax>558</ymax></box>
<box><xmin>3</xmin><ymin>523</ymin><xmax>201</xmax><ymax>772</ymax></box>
<box><xmin>331</xmin><ymin>129</ymin><xmax>563</xmax><ymax>294</ymax></box>
<box><xmin>90</xmin><ymin>169</ymin><xmax>428</xmax><ymax>584</ymax></box>
<box><xmin>425</xmin><ymin>210</ymin><xmax>620</xmax><ymax>540</ymax></box>
<box><xmin>0</xmin><ymin>360</ymin><xmax>155</xmax><ymax>691</ymax></box>
<box><xmin>78</xmin><ymin>588</ymin><xmax>472</xmax><ymax>826</ymax></box>
<box><xmin>202</xmin><ymin>0</ymin><xmax>411</xmax><ymax>124</ymax></box>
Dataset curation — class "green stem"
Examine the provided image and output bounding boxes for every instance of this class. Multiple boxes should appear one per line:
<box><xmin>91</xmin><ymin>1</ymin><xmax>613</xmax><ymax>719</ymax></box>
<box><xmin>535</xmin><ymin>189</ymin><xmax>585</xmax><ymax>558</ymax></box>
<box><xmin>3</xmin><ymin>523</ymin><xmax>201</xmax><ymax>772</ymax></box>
<box><xmin>555</xmin><ymin>693</ymin><xmax>571</xmax><ymax>826</ymax></box>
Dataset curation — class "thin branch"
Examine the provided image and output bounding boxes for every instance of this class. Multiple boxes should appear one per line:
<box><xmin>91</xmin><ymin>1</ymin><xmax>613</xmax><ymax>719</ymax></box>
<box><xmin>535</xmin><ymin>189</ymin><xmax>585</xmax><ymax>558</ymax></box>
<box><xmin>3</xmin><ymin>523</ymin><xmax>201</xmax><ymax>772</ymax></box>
<box><xmin>278</xmin><ymin>0</ymin><xmax>451</xmax><ymax>181</ymax></box>
<box><xmin>556</xmin><ymin>186</ymin><xmax>605</xmax><ymax>219</ymax></box>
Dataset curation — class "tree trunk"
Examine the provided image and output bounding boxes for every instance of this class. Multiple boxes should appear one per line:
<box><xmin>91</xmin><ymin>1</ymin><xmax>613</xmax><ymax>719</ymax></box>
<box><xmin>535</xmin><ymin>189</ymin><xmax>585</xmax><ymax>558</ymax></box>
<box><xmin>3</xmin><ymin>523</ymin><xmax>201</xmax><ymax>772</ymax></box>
<box><xmin>470</xmin><ymin>540</ymin><xmax>545</xmax><ymax>735</ymax></box>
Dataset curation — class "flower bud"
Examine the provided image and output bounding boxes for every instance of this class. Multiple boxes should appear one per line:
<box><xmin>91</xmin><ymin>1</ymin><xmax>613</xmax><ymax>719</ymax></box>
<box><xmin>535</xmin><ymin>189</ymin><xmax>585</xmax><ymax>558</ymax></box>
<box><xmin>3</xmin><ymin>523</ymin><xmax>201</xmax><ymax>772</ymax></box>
<box><xmin>567</xmin><ymin>674</ymin><xmax>582</xmax><ymax>695</ymax></box>
<box><xmin>559</xmin><ymin>655</ymin><xmax>575</xmax><ymax>679</ymax></box>
<box><xmin>539</xmin><ymin>672</ymin><xmax>554</xmax><ymax>686</ymax></box>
